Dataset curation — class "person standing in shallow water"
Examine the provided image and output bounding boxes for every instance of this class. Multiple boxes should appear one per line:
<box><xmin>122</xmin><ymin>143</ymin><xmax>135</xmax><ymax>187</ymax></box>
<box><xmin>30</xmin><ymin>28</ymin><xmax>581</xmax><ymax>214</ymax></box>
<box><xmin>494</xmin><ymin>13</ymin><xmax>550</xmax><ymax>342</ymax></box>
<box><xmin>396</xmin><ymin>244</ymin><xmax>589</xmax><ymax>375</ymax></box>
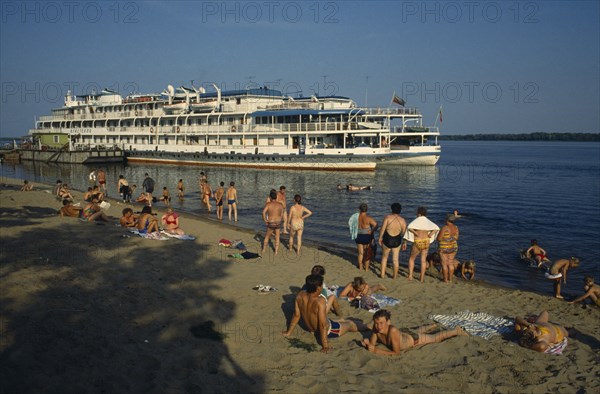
<box><xmin>287</xmin><ymin>194</ymin><xmax>313</xmax><ymax>256</ymax></box>
<box><xmin>262</xmin><ymin>190</ymin><xmax>284</xmax><ymax>255</ymax></box>
<box><xmin>438</xmin><ymin>214</ymin><xmax>459</xmax><ymax>283</ymax></box>
<box><xmin>355</xmin><ymin>203</ymin><xmax>378</xmax><ymax>272</ymax></box>
<box><xmin>226</xmin><ymin>181</ymin><xmax>238</xmax><ymax>221</ymax></box>
<box><xmin>378</xmin><ymin>203</ymin><xmax>407</xmax><ymax>279</ymax></box>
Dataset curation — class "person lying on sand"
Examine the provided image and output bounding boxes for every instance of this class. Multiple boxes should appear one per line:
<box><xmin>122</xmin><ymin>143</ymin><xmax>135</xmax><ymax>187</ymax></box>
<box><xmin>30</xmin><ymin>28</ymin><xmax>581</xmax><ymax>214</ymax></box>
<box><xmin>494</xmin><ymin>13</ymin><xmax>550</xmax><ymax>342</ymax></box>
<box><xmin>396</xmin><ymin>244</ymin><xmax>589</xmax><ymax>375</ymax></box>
<box><xmin>80</xmin><ymin>198</ymin><xmax>109</xmax><ymax>222</ymax></box>
<box><xmin>569</xmin><ymin>276</ymin><xmax>600</xmax><ymax>306</ymax></box>
<box><xmin>59</xmin><ymin>199</ymin><xmax>82</xmax><ymax>218</ymax></box>
<box><xmin>283</xmin><ymin>274</ymin><xmax>367</xmax><ymax>353</ymax></box>
<box><xmin>339</xmin><ymin>276</ymin><xmax>387</xmax><ymax>301</ymax></box>
<box><xmin>514</xmin><ymin>311</ymin><xmax>568</xmax><ymax>352</ymax></box>
<box><xmin>363</xmin><ymin>309</ymin><xmax>468</xmax><ymax>355</ymax></box>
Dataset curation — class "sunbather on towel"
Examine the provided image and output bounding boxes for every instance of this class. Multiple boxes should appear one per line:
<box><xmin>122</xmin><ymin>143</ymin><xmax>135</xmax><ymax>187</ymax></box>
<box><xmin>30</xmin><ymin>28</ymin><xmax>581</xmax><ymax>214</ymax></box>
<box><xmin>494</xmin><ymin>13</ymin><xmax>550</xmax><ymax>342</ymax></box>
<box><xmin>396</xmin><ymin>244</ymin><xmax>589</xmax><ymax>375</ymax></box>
<box><xmin>161</xmin><ymin>208</ymin><xmax>185</xmax><ymax>235</ymax></box>
<box><xmin>283</xmin><ymin>274</ymin><xmax>367</xmax><ymax>353</ymax></box>
<box><xmin>363</xmin><ymin>310</ymin><xmax>468</xmax><ymax>355</ymax></box>
<box><xmin>514</xmin><ymin>311</ymin><xmax>569</xmax><ymax>353</ymax></box>
<box><xmin>137</xmin><ymin>206</ymin><xmax>159</xmax><ymax>234</ymax></box>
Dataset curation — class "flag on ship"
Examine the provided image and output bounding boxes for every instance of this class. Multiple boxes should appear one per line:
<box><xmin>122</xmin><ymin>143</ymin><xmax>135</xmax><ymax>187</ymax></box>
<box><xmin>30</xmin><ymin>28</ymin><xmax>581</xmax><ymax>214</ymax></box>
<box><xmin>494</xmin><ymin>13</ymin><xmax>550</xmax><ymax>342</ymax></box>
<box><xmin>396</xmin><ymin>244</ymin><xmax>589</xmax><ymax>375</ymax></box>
<box><xmin>439</xmin><ymin>107</ymin><xmax>443</xmax><ymax>123</ymax></box>
<box><xmin>392</xmin><ymin>93</ymin><xmax>406</xmax><ymax>107</ymax></box>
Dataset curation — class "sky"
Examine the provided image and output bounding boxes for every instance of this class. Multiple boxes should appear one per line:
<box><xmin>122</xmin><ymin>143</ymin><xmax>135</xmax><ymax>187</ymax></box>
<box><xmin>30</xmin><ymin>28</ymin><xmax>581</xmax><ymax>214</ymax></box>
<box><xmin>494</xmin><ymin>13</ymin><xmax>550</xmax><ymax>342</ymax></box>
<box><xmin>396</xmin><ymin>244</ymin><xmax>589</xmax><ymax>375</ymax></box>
<box><xmin>1</xmin><ymin>0</ymin><xmax>599</xmax><ymax>137</ymax></box>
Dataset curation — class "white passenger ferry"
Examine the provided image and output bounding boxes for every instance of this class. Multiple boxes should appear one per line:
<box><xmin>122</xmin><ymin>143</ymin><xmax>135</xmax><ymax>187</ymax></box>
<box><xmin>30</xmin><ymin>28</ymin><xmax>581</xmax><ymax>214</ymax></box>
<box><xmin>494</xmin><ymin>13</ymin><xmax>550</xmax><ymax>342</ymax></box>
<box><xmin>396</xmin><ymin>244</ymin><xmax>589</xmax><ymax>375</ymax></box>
<box><xmin>29</xmin><ymin>84</ymin><xmax>441</xmax><ymax>170</ymax></box>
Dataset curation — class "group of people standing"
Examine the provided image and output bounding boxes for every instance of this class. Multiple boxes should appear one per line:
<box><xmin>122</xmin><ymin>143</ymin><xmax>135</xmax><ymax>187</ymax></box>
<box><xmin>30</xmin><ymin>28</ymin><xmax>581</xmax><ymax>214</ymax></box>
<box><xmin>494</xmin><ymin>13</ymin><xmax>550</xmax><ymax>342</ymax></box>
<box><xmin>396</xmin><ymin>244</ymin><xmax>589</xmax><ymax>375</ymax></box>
<box><xmin>261</xmin><ymin>186</ymin><xmax>313</xmax><ymax>256</ymax></box>
<box><xmin>352</xmin><ymin>203</ymin><xmax>462</xmax><ymax>283</ymax></box>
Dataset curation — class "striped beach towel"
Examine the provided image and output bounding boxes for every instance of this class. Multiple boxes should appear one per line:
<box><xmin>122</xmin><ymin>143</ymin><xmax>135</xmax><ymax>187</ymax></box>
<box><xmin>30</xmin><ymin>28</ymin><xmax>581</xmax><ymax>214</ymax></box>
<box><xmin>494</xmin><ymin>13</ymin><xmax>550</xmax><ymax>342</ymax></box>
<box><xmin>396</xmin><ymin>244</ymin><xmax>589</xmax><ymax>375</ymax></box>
<box><xmin>428</xmin><ymin>310</ymin><xmax>513</xmax><ymax>340</ymax></box>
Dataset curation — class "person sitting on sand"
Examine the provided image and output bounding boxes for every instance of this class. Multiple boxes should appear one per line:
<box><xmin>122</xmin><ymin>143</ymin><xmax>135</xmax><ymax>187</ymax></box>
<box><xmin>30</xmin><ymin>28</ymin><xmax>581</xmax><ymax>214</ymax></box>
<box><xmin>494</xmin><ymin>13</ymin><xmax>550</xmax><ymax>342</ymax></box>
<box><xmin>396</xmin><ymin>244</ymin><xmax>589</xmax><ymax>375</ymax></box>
<box><xmin>301</xmin><ymin>265</ymin><xmax>344</xmax><ymax>316</ymax></box>
<box><xmin>59</xmin><ymin>199</ymin><xmax>82</xmax><ymax>218</ymax></box>
<box><xmin>546</xmin><ymin>257</ymin><xmax>580</xmax><ymax>299</ymax></box>
<box><xmin>569</xmin><ymin>276</ymin><xmax>600</xmax><ymax>306</ymax></box>
<box><xmin>283</xmin><ymin>274</ymin><xmax>367</xmax><ymax>353</ymax></box>
<box><xmin>526</xmin><ymin>239</ymin><xmax>551</xmax><ymax>268</ymax></box>
<box><xmin>161</xmin><ymin>207</ymin><xmax>185</xmax><ymax>235</ymax></box>
<box><xmin>53</xmin><ymin>180</ymin><xmax>63</xmax><ymax>197</ymax></box>
<box><xmin>83</xmin><ymin>187</ymin><xmax>94</xmax><ymax>202</ymax></box>
<box><xmin>120</xmin><ymin>207</ymin><xmax>137</xmax><ymax>228</ymax></box>
<box><xmin>339</xmin><ymin>277</ymin><xmax>387</xmax><ymax>301</ymax></box>
<box><xmin>460</xmin><ymin>260</ymin><xmax>476</xmax><ymax>280</ymax></box>
<box><xmin>363</xmin><ymin>309</ymin><xmax>468</xmax><ymax>355</ymax></box>
<box><xmin>58</xmin><ymin>184</ymin><xmax>75</xmax><ymax>202</ymax></box>
<box><xmin>514</xmin><ymin>311</ymin><xmax>568</xmax><ymax>352</ymax></box>
<box><xmin>137</xmin><ymin>206</ymin><xmax>159</xmax><ymax>234</ymax></box>
<box><xmin>20</xmin><ymin>180</ymin><xmax>33</xmax><ymax>191</ymax></box>
<box><xmin>80</xmin><ymin>198</ymin><xmax>109</xmax><ymax>222</ymax></box>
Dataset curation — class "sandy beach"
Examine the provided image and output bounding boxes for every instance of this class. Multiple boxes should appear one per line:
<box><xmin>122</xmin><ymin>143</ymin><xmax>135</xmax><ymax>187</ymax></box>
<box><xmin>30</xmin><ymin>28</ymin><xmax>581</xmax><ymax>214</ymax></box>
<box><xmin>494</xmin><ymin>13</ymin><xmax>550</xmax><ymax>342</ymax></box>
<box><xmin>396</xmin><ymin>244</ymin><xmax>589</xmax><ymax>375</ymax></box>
<box><xmin>1</xmin><ymin>177</ymin><xmax>598</xmax><ymax>394</ymax></box>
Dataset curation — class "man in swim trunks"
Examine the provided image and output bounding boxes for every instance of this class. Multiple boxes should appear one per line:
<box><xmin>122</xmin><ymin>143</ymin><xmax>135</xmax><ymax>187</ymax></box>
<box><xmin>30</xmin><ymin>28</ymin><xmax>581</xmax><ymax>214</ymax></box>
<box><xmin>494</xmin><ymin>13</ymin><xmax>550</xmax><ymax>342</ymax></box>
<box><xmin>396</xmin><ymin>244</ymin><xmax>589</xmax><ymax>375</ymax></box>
<box><xmin>177</xmin><ymin>179</ymin><xmax>184</xmax><ymax>199</ymax></box>
<box><xmin>214</xmin><ymin>181</ymin><xmax>225</xmax><ymax>220</ymax></box>
<box><xmin>514</xmin><ymin>311</ymin><xmax>568</xmax><ymax>352</ymax></box>
<box><xmin>262</xmin><ymin>190</ymin><xmax>284</xmax><ymax>255</ymax></box>
<box><xmin>525</xmin><ymin>239</ymin><xmax>551</xmax><ymax>268</ymax></box>
<box><xmin>407</xmin><ymin>207</ymin><xmax>436</xmax><ymax>282</ymax></box>
<box><xmin>546</xmin><ymin>257</ymin><xmax>580</xmax><ymax>299</ymax></box>
<box><xmin>97</xmin><ymin>168</ymin><xmax>107</xmax><ymax>195</ymax></box>
<box><xmin>142</xmin><ymin>173</ymin><xmax>155</xmax><ymax>207</ymax></box>
<box><xmin>363</xmin><ymin>309</ymin><xmax>468</xmax><ymax>355</ymax></box>
<box><xmin>202</xmin><ymin>180</ymin><xmax>213</xmax><ymax>212</ymax></box>
<box><xmin>283</xmin><ymin>274</ymin><xmax>365</xmax><ymax>353</ymax></box>
<box><xmin>277</xmin><ymin>186</ymin><xmax>288</xmax><ymax>234</ymax></box>
<box><xmin>378</xmin><ymin>203</ymin><xmax>407</xmax><ymax>279</ymax></box>
<box><xmin>226</xmin><ymin>181</ymin><xmax>238</xmax><ymax>221</ymax></box>
<box><xmin>569</xmin><ymin>276</ymin><xmax>600</xmax><ymax>306</ymax></box>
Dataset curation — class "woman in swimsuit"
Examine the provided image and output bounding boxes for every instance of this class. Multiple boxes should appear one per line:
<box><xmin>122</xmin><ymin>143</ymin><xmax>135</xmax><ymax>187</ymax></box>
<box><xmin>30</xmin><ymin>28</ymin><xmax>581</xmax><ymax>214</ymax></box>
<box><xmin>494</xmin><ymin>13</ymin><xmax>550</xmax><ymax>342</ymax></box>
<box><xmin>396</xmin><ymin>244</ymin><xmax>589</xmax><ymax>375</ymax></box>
<box><xmin>339</xmin><ymin>277</ymin><xmax>387</xmax><ymax>301</ymax></box>
<box><xmin>161</xmin><ymin>207</ymin><xmax>185</xmax><ymax>235</ymax></box>
<box><xmin>437</xmin><ymin>214</ymin><xmax>460</xmax><ymax>283</ymax></box>
<box><xmin>356</xmin><ymin>203</ymin><xmax>378</xmax><ymax>272</ymax></box>
<box><xmin>378</xmin><ymin>203</ymin><xmax>407</xmax><ymax>279</ymax></box>
<box><xmin>515</xmin><ymin>311</ymin><xmax>568</xmax><ymax>352</ymax></box>
<box><xmin>137</xmin><ymin>206</ymin><xmax>159</xmax><ymax>234</ymax></box>
<box><xmin>287</xmin><ymin>194</ymin><xmax>313</xmax><ymax>256</ymax></box>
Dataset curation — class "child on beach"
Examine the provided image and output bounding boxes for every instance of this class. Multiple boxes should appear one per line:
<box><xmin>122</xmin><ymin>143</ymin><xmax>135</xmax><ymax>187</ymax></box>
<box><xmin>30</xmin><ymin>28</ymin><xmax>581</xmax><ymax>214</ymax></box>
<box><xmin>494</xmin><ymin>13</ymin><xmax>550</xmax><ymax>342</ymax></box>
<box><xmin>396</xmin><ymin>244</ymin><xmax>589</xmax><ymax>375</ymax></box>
<box><xmin>525</xmin><ymin>239</ymin><xmax>551</xmax><ymax>268</ymax></box>
<box><xmin>545</xmin><ymin>257</ymin><xmax>580</xmax><ymax>299</ymax></box>
<box><xmin>20</xmin><ymin>180</ymin><xmax>33</xmax><ymax>191</ymax></box>
<box><xmin>339</xmin><ymin>277</ymin><xmax>387</xmax><ymax>301</ymax></box>
<box><xmin>569</xmin><ymin>276</ymin><xmax>600</xmax><ymax>306</ymax></box>
<box><xmin>363</xmin><ymin>309</ymin><xmax>468</xmax><ymax>355</ymax></box>
<box><xmin>177</xmin><ymin>179</ymin><xmax>184</xmax><ymax>199</ymax></box>
<box><xmin>460</xmin><ymin>260</ymin><xmax>476</xmax><ymax>281</ymax></box>
<box><xmin>159</xmin><ymin>187</ymin><xmax>171</xmax><ymax>206</ymax></box>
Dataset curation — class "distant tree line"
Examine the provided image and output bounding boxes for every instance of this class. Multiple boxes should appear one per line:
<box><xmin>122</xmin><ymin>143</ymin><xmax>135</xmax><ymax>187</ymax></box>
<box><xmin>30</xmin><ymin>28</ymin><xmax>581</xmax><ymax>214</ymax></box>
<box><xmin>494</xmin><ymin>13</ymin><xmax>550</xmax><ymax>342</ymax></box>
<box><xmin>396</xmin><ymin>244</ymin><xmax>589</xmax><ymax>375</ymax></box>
<box><xmin>439</xmin><ymin>132</ymin><xmax>599</xmax><ymax>142</ymax></box>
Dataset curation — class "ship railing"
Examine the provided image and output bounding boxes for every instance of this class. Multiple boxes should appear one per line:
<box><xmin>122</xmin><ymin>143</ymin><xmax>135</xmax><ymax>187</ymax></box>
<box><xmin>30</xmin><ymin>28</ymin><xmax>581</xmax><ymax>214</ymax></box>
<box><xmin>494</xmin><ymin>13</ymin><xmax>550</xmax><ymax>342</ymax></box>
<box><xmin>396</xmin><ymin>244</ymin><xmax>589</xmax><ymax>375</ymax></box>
<box><xmin>391</xmin><ymin>126</ymin><xmax>439</xmax><ymax>134</ymax></box>
<box><xmin>362</xmin><ymin>107</ymin><xmax>421</xmax><ymax>116</ymax></box>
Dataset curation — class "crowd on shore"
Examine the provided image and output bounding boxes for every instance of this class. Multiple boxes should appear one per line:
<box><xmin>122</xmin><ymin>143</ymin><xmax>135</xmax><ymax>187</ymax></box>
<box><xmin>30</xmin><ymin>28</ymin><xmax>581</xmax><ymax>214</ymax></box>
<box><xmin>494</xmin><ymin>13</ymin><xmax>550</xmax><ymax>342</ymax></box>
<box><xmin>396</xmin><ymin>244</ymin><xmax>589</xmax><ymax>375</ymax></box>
<box><xmin>15</xmin><ymin>168</ymin><xmax>598</xmax><ymax>356</ymax></box>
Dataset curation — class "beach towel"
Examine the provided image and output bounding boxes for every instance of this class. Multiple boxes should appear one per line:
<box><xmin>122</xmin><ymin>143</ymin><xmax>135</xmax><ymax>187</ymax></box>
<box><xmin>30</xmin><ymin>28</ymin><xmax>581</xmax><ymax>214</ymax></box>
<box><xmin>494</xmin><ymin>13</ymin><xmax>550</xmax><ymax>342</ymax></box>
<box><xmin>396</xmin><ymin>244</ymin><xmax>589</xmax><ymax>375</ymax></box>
<box><xmin>545</xmin><ymin>338</ymin><xmax>568</xmax><ymax>355</ymax></box>
<box><xmin>127</xmin><ymin>229</ymin><xmax>169</xmax><ymax>241</ymax></box>
<box><xmin>404</xmin><ymin>216</ymin><xmax>440</xmax><ymax>243</ymax></box>
<box><xmin>370</xmin><ymin>293</ymin><xmax>401</xmax><ymax>308</ymax></box>
<box><xmin>231</xmin><ymin>239</ymin><xmax>247</xmax><ymax>250</ymax></box>
<box><xmin>160</xmin><ymin>231</ymin><xmax>196</xmax><ymax>240</ymax></box>
<box><xmin>428</xmin><ymin>310</ymin><xmax>513</xmax><ymax>340</ymax></box>
<box><xmin>348</xmin><ymin>212</ymin><xmax>359</xmax><ymax>240</ymax></box>
<box><xmin>219</xmin><ymin>239</ymin><xmax>232</xmax><ymax>247</ymax></box>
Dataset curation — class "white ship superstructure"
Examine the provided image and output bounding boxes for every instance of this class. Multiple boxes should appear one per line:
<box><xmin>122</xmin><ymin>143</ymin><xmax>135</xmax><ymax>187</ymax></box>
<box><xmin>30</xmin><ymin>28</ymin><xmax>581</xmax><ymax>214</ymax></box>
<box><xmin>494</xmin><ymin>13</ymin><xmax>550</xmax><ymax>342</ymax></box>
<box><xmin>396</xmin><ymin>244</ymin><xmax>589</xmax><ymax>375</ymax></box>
<box><xmin>29</xmin><ymin>84</ymin><xmax>441</xmax><ymax>170</ymax></box>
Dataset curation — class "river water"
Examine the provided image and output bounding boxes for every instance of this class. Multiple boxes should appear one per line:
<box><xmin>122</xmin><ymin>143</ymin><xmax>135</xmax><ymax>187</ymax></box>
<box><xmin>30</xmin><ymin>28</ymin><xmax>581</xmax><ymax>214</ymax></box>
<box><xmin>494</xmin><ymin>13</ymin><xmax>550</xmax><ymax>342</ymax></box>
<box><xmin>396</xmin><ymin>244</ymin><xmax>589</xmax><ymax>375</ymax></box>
<box><xmin>2</xmin><ymin>141</ymin><xmax>599</xmax><ymax>296</ymax></box>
